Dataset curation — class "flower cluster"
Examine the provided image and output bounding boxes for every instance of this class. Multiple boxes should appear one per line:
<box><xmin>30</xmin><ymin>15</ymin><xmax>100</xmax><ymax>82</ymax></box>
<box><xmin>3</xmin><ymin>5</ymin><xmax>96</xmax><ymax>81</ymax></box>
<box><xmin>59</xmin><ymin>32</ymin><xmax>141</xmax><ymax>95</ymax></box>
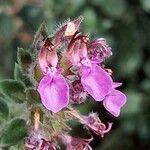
<box><xmin>24</xmin><ymin>130</ymin><xmax>93</xmax><ymax>150</ymax></box>
<box><xmin>37</xmin><ymin>16</ymin><xmax>126</xmax><ymax>117</ymax></box>
<box><xmin>23</xmin><ymin>16</ymin><xmax>128</xmax><ymax>150</ymax></box>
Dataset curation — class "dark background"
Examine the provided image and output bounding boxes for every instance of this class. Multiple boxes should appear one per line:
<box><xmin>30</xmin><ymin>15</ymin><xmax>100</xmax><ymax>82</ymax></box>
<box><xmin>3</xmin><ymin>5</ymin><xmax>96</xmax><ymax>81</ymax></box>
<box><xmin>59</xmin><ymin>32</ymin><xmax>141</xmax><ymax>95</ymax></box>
<box><xmin>0</xmin><ymin>0</ymin><xmax>150</xmax><ymax>149</ymax></box>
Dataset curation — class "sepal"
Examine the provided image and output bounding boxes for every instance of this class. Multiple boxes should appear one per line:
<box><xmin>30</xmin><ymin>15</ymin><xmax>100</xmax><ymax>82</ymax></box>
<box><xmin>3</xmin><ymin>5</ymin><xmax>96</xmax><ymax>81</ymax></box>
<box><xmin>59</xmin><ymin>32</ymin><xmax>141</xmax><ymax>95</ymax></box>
<box><xmin>26</xmin><ymin>88</ymin><xmax>41</xmax><ymax>104</ymax></box>
<box><xmin>14</xmin><ymin>63</ymin><xmax>33</xmax><ymax>88</ymax></box>
<box><xmin>17</xmin><ymin>48</ymin><xmax>32</xmax><ymax>74</ymax></box>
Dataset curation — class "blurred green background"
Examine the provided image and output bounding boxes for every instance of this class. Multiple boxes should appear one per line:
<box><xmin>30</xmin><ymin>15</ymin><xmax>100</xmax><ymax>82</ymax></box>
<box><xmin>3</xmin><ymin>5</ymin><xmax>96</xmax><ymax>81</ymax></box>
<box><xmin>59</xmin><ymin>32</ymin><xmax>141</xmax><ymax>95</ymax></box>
<box><xmin>0</xmin><ymin>0</ymin><xmax>150</xmax><ymax>149</ymax></box>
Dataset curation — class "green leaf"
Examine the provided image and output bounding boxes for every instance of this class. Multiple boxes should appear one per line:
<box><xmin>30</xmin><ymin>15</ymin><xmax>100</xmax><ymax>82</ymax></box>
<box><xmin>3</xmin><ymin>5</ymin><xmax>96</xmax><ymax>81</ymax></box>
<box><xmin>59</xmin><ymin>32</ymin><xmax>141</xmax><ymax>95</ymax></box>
<box><xmin>0</xmin><ymin>80</ymin><xmax>26</xmax><ymax>103</ymax></box>
<box><xmin>0</xmin><ymin>98</ymin><xmax>9</xmax><ymax>121</ymax></box>
<box><xmin>0</xmin><ymin>119</ymin><xmax>27</xmax><ymax>147</ymax></box>
<box><xmin>14</xmin><ymin>63</ymin><xmax>33</xmax><ymax>88</ymax></box>
<box><xmin>9</xmin><ymin>103</ymin><xmax>28</xmax><ymax>119</ymax></box>
<box><xmin>17</xmin><ymin>48</ymin><xmax>32</xmax><ymax>74</ymax></box>
<box><xmin>26</xmin><ymin>88</ymin><xmax>41</xmax><ymax>104</ymax></box>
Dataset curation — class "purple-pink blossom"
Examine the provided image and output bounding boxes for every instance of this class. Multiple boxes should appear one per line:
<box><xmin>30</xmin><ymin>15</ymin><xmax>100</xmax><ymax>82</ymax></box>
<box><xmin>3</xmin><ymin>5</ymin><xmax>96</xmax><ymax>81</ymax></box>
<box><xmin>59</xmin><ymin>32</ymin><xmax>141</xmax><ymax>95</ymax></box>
<box><xmin>103</xmin><ymin>83</ymin><xmax>127</xmax><ymax>117</ymax></box>
<box><xmin>83</xmin><ymin>113</ymin><xmax>112</xmax><ymax>137</ymax></box>
<box><xmin>61</xmin><ymin>135</ymin><xmax>93</xmax><ymax>150</ymax></box>
<box><xmin>66</xmin><ymin>33</ymin><xmax>112</xmax><ymax>100</ymax></box>
<box><xmin>64</xmin><ymin>32</ymin><xmax>126</xmax><ymax>117</ymax></box>
<box><xmin>38</xmin><ymin>40</ymin><xmax>69</xmax><ymax>113</ymax></box>
<box><xmin>19</xmin><ymin>16</ymin><xmax>129</xmax><ymax>150</ymax></box>
<box><xmin>67</xmin><ymin>108</ymin><xmax>112</xmax><ymax>137</ymax></box>
<box><xmin>37</xmin><ymin>17</ymin><xmax>127</xmax><ymax>116</ymax></box>
<box><xmin>24</xmin><ymin>131</ymin><xmax>57</xmax><ymax>150</ymax></box>
<box><xmin>87</xmin><ymin>38</ymin><xmax>112</xmax><ymax>63</ymax></box>
<box><xmin>81</xmin><ymin>64</ymin><xmax>113</xmax><ymax>101</ymax></box>
<box><xmin>38</xmin><ymin>70</ymin><xmax>69</xmax><ymax>113</ymax></box>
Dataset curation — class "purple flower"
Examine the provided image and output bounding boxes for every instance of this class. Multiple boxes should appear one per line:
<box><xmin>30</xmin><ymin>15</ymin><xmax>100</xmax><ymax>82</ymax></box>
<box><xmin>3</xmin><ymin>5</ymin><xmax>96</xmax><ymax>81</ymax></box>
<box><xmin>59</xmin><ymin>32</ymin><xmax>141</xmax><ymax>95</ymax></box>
<box><xmin>103</xmin><ymin>84</ymin><xmax>127</xmax><ymax>117</ymax></box>
<box><xmin>38</xmin><ymin>70</ymin><xmax>69</xmax><ymax>113</ymax></box>
<box><xmin>81</xmin><ymin>64</ymin><xmax>112</xmax><ymax>101</ymax></box>
<box><xmin>66</xmin><ymin>109</ymin><xmax>112</xmax><ymax>137</ymax></box>
<box><xmin>38</xmin><ymin>40</ymin><xmax>69</xmax><ymax>113</ymax></box>
<box><xmin>62</xmin><ymin>135</ymin><xmax>93</xmax><ymax>150</ymax></box>
<box><xmin>83</xmin><ymin>113</ymin><xmax>112</xmax><ymax>137</ymax></box>
<box><xmin>65</xmin><ymin>34</ymin><xmax>113</xmax><ymax>102</ymax></box>
<box><xmin>64</xmin><ymin>33</ymin><xmax>127</xmax><ymax>116</ymax></box>
<box><xmin>87</xmin><ymin>38</ymin><xmax>112</xmax><ymax>63</ymax></box>
<box><xmin>24</xmin><ymin>132</ymin><xmax>57</xmax><ymax>150</ymax></box>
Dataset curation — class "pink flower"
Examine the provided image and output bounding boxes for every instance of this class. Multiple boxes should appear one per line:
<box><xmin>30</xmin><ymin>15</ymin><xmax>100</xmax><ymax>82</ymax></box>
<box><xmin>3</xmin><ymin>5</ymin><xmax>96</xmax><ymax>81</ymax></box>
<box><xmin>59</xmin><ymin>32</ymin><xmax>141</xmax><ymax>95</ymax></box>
<box><xmin>24</xmin><ymin>132</ymin><xmax>57</xmax><ymax>150</ymax></box>
<box><xmin>65</xmin><ymin>33</ymin><xmax>126</xmax><ymax>116</ymax></box>
<box><xmin>38</xmin><ymin>40</ymin><xmax>69</xmax><ymax>113</ymax></box>
<box><xmin>67</xmin><ymin>109</ymin><xmax>112</xmax><ymax>137</ymax></box>
<box><xmin>87</xmin><ymin>38</ymin><xmax>112</xmax><ymax>64</ymax></box>
<box><xmin>81</xmin><ymin>64</ymin><xmax>112</xmax><ymax>101</ymax></box>
<box><xmin>83</xmin><ymin>113</ymin><xmax>112</xmax><ymax>137</ymax></box>
<box><xmin>66</xmin><ymin>34</ymin><xmax>113</xmax><ymax>102</ymax></box>
<box><xmin>103</xmin><ymin>83</ymin><xmax>127</xmax><ymax>117</ymax></box>
<box><xmin>61</xmin><ymin>135</ymin><xmax>93</xmax><ymax>150</ymax></box>
<box><xmin>38</xmin><ymin>70</ymin><xmax>69</xmax><ymax>113</ymax></box>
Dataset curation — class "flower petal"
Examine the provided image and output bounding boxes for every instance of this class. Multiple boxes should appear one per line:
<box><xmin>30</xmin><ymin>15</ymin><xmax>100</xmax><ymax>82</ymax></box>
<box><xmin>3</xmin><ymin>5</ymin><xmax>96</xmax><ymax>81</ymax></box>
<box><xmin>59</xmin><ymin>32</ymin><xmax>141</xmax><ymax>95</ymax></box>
<box><xmin>81</xmin><ymin>65</ymin><xmax>112</xmax><ymax>101</ymax></box>
<box><xmin>38</xmin><ymin>74</ymin><xmax>69</xmax><ymax>113</ymax></box>
<box><xmin>103</xmin><ymin>89</ymin><xmax>127</xmax><ymax>117</ymax></box>
<box><xmin>113</xmin><ymin>82</ymin><xmax>122</xmax><ymax>88</ymax></box>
